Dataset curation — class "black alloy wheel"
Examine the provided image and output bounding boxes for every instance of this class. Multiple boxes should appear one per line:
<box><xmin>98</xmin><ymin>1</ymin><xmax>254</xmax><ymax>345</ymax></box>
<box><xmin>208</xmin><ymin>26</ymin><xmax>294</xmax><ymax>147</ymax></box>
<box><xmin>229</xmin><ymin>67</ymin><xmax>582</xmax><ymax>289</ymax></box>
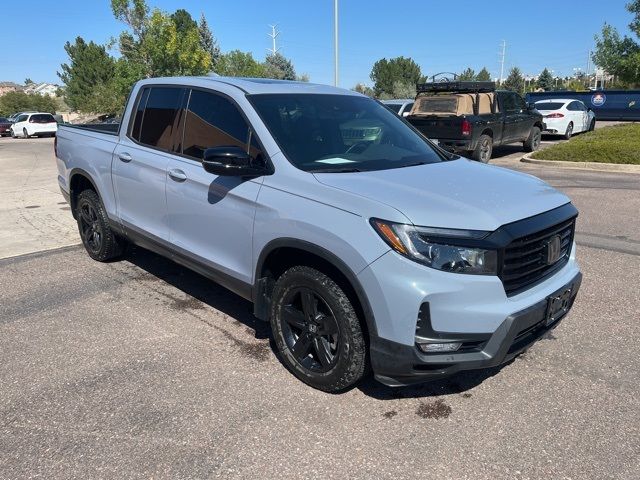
<box><xmin>280</xmin><ymin>286</ymin><xmax>340</xmax><ymax>373</ymax></box>
<box><xmin>75</xmin><ymin>189</ymin><xmax>124</xmax><ymax>261</ymax></box>
<box><xmin>270</xmin><ymin>266</ymin><xmax>366</xmax><ymax>392</ymax></box>
<box><xmin>78</xmin><ymin>200</ymin><xmax>103</xmax><ymax>254</ymax></box>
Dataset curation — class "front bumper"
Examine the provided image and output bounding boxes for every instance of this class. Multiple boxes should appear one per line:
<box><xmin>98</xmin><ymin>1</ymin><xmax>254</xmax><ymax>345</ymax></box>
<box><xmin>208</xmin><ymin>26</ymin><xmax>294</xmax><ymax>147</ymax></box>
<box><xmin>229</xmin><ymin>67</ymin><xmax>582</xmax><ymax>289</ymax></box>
<box><xmin>370</xmin><ymin>272</ymin><xmax>582</xmax><ymax>387</ymax></box>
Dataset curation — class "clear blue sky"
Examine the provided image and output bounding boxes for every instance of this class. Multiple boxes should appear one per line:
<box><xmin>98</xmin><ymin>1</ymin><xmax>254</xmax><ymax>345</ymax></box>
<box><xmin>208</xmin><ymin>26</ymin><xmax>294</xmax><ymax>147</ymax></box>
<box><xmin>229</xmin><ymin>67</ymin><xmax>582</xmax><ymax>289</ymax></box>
<box><xmin>0</xmin><ymin>0</ymin><xmax>635</xmax><ymax>88</ymax></box>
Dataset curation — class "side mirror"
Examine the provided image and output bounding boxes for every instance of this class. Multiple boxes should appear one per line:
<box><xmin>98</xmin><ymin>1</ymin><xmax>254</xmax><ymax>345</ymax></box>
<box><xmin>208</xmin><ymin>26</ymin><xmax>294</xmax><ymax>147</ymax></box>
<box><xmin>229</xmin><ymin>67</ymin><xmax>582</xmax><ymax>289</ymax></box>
<box><xmin>527</xmin><ymin>102</ymin><xmax>537</xmax><ymax>110</ymax></box>
<box><xmin>202</xmin><ymin>146</ymin><xmax>266</xmax><ymax>177</ymax></box>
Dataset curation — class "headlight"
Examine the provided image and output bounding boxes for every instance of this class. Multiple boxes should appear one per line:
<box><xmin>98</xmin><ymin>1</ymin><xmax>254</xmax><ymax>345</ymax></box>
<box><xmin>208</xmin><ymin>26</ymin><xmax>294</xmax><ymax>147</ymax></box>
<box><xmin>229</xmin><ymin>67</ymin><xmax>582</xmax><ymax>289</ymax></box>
<box><xmin>371</xmin><ymin>219</ymin><xmax>497</xmax><ymax>275</ymax></box>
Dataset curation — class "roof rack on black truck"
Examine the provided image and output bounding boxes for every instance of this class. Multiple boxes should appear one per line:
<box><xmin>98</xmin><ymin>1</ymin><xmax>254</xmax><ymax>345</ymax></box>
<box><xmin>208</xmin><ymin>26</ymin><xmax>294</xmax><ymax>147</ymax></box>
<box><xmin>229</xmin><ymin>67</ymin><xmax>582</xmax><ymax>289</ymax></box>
<box><xmin>406</xmin><ymin>78</ymin><xmax>545</xmax><ymax>162</ymax></box>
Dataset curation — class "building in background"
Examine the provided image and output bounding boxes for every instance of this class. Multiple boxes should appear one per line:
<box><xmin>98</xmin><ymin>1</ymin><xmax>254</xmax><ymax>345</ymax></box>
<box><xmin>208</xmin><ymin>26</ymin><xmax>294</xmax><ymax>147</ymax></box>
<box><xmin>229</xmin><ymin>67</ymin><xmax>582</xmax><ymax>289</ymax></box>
<box><xmin>23</xmin><ymin>83</ymin><xmax>60</xmax><ymax>97</ymax></box>
<box><xmin>0</xmin><ymin>82</ymin><xmax>23</xmax><ymax>95</ymax></box>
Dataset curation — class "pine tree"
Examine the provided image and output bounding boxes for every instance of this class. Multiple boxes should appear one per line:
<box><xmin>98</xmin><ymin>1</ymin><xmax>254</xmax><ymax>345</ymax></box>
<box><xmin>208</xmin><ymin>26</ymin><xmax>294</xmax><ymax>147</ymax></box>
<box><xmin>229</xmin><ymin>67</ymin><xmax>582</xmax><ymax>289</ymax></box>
<box><xmin>502</xmin><ymin>67</ymin><xmax>525</xmax><ymax>93</ymax></box>
<box><xmin>537</xmin><ymin>68</ymin><xmax>554</xmax><ymax>91</ymax></box>
<box><xmin>476</xmin><ymin>67</ymin><xmax>491</xmax><ymax>81</ymax></box>
<box><xmin>458</xmin><ymin>68</ymin><xmax>475</xmax><ymax>80</ymax></box>
<box><xmin>264</xmin><ymin>53</ymin><xmax>296</xmax><ymax>80</ymax></box>
<box><xmin>57</xmin><ymin>37</ymin><xmax>116</xmax><ymax>112</ymax></box>
<box><xmin>198</xmin><ymin>13</ymin><xmax>221</xmax><ymax>68</ymax></box>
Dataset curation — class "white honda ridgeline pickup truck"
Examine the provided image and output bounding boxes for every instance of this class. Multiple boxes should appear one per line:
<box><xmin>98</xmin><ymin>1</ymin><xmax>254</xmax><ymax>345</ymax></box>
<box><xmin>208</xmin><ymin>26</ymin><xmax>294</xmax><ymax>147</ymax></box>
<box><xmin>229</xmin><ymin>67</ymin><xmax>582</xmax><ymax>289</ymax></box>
<box><xmin>56</xmin><ymin>77</ymin><xmax>581</xmax><ymax>392</ymax></box>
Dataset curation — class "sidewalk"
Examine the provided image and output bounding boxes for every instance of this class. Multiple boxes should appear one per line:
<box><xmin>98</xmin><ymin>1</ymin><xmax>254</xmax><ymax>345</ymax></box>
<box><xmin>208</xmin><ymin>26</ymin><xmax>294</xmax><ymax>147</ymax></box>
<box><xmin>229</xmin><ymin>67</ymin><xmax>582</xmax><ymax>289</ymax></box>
<box><xmin>0</xmin><ymin>137</ymin><xmax>79</xmax><ymax>259</ymax></box>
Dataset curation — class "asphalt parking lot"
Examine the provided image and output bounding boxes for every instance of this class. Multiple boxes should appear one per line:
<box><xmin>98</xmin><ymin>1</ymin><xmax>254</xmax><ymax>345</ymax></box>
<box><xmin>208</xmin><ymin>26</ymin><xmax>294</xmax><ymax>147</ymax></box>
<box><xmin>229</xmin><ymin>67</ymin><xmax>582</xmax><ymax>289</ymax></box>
<box><xmin>1</xmin><ymin>136</ymin><xmax>639</xmax><ymax>479</ymax></box>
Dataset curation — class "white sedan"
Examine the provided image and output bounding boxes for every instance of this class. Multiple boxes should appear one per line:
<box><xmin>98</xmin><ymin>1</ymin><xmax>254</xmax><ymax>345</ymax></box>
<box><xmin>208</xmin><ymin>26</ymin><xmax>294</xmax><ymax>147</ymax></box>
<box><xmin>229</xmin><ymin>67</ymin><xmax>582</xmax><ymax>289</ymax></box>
<box><xmin>535</xmin><ymin>99</ymin><xmax>596</xmax><ymax>139</ymax></box>
<box><xmin>10</xmin><ymin>112</ymin><xmax>58</xmax><ymax>138</ymax></box>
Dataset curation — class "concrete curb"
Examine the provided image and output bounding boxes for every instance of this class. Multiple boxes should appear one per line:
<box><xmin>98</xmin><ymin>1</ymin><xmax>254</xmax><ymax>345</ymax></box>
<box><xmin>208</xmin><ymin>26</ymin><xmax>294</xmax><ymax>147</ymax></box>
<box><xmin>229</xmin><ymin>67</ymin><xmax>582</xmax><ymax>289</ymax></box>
<box><xmin>520</xmin><ymin>152</ymin><xmax>640</xmax><ymax>174</ymax></box>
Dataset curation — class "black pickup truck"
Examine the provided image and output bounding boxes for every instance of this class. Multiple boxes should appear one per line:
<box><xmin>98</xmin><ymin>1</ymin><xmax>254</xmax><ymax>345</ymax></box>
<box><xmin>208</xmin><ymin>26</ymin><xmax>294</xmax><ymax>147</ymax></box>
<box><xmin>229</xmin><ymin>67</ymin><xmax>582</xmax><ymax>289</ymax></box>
<box><xmin>406</xmin><ymin>81</ymin><xmax>545</xmax><ymax>162</ymax></box>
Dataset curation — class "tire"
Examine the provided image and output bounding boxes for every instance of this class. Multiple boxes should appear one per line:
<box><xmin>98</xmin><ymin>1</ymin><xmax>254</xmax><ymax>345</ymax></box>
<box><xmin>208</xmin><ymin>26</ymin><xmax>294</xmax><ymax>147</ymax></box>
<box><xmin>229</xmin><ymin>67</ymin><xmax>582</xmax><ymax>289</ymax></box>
<box><xmin>563</xmin><ymin>122</ymin><xmax>573</xmax><ymax>140</ymax></box>
<box><xmin>588</xmin><ymin>119</ymin><xmax>596</xmax><ymax>132</ymax></box>
<box><xmin>524</xmin><ymin>126</ymin><xmax>542</xmax><ymax>152</ymax></box>
<box><xmin>471</xmin><ymin>134</ymin><xmax>493</xmax><ymax>163</ymax></box>
<box><xmin>75</xmin><ymin>189</ymin><xmax>124</xmax><ymax>262</ymax></box>
<box><xmin>270</xmin><ymin>266</ymin><xmax>366</xmax><ymax>392</ymax></box>
<box><xmin>22</xmin><ymin>128</ymin><xmax>29</xmax><ymax>139</ymax></box>
<box><xmin>10</xmin><ymin>129</ymin><xmax>16</xmax><ymax>138</ymax></box>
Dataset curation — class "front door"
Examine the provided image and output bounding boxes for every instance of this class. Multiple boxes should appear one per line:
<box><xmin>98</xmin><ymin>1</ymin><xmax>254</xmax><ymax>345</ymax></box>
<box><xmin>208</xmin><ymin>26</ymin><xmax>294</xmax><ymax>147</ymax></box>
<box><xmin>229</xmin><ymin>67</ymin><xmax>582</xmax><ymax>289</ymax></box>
<box><xmin>165</xmin><ymin>88</ymin><xmax>265</xmax><ymax>286</ymax></box>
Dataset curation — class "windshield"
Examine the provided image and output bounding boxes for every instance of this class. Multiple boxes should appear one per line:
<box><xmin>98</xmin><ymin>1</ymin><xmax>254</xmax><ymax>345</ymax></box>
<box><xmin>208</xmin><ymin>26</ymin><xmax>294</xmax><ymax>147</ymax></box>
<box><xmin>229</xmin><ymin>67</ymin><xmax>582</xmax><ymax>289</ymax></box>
<box><xmin>385</xmin><ymin>103</ymin><xmax>403</xmax><ymax>113</ymax></box>
<box><xmin>249</xmin><ymin>94</ymin><xmax>444</xmax><ymax>172</ymax></box>
<box><xmin>535</xmin><ymin>102</ymin><xmax>564</xmax><ymax>110</ymax></box>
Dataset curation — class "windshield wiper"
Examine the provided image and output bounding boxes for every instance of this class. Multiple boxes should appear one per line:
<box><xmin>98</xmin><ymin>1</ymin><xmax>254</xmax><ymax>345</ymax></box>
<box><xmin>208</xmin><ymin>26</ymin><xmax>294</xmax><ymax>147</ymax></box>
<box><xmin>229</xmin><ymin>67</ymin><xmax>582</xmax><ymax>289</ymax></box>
<box><xmin>311</xmin><ymin>167</ymin><xmax>362</xmax><ymax>173</ymax></box>
<box><xmin>396</xmin><ymin>161</ymin><xmax>429</xmax><ymax>169</ymax></box>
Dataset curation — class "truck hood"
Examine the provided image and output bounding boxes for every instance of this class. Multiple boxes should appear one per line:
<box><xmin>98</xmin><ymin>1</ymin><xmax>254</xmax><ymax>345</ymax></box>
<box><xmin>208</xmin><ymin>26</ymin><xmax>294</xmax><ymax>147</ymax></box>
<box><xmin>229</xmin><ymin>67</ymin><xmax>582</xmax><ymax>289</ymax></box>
<box><xmin>313</xmin><ymin>158</ymin><xmax>570</xmax><ymax>231</ymax></box>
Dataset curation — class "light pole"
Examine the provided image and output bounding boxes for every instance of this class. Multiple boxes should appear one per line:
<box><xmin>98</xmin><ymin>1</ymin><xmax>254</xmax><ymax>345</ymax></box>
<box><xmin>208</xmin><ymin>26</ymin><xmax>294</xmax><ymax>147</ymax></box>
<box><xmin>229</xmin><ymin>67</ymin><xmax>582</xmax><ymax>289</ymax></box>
<box><xmin>334</xmin><ymin>0</ymin><xmax>338</xmax><ymax>87</ymax></box>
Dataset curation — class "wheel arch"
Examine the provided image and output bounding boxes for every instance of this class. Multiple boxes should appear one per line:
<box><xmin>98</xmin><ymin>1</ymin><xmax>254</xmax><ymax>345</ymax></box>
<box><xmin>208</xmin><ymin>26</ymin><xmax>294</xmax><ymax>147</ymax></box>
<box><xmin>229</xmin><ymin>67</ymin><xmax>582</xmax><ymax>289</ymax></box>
<box><xmin>69</xmin><ymin>168</ymin><xmax>100</xmax><ymax>218</ymax></box>
<box><xmin>254</xmin><ymin>238</ymin><xmax>378</xmax><ymax>338</ymax></box>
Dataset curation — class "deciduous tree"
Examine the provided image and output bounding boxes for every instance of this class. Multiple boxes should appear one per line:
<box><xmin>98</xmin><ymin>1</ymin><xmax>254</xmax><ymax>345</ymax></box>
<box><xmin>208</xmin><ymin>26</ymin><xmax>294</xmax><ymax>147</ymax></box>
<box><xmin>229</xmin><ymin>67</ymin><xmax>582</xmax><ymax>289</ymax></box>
<box><xmin>370</xmin><ymin>57</ymin><xmax>422</xmax><ymax>97</ymax></box>
<box><xmin>592</xmin><ymin>1</ymin><xmax>640</xmax><ymax>86</ymax></box>
<box><xmin>0</xmin><ymin>91</ymin><xmax>58</xmax><ymax>116</ymax></box>
<box><xmin>217</xmin><ymin>50</ymin><xmax>266</xmax><ymax>77</ymax></box>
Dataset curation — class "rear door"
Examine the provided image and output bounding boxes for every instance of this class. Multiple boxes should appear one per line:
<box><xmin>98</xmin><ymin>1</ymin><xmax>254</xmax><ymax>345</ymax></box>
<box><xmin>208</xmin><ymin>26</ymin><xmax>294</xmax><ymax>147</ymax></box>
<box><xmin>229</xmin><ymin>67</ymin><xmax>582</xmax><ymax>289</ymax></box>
<box><xmin>499</xmin><ymin>92</ymin><xmax>531</xmax><ymax>141</ymax></box>
<box><xmin>112</xmin><ymin>86</ymin><xmax>186</xmax><ymax>240</ymax></box>
<box><xmin>570</xmin><ymin>101</ymin><xmax>587</xmax><ymax>132</ymax></box>
<box><xmin>164</xmin><ymin>88</ymin><xmax>264</xmax><ymax>286</ymax></box>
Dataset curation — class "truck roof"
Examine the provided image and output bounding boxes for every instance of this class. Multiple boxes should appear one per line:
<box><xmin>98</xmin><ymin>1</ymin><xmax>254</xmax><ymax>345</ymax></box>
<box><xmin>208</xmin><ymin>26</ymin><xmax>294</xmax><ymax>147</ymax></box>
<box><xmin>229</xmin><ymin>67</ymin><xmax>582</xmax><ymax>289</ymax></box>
<box><xmin>138</xmin><ymin>76</ymin><xmax>360</xmax><ymax>96</ymax></box>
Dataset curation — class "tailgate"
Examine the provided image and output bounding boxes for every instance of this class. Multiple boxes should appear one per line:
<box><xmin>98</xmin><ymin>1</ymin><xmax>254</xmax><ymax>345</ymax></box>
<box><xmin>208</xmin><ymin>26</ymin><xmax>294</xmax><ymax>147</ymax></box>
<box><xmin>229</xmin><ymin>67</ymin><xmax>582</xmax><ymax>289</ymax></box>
<box><xmin>407</xmin><ymin>115</ymin><xmax>462</xmax><ymax>140</ymax></box>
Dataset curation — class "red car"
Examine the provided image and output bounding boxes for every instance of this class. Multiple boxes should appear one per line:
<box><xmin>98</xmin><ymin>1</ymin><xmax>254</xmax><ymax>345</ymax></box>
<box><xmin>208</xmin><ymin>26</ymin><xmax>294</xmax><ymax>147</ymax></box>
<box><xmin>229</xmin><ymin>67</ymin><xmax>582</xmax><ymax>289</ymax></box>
<box><xmin>0</xmin><ymin>117</ymin><xmax>11</xmax><ymax>137</ymax></box>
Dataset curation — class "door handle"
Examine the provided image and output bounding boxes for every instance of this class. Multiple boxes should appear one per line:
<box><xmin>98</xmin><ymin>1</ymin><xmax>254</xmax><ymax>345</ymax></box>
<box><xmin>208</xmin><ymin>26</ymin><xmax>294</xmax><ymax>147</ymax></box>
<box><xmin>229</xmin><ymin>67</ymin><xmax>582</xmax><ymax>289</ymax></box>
<box><xmin>168</xmin><ymin>168</ymin><xmax>187</xmax><ymax>182</ymax></box>
<box><xmin>118</xmin><ymin>152</ymin><xmax>132</xmax><ymax>163</ymax></box>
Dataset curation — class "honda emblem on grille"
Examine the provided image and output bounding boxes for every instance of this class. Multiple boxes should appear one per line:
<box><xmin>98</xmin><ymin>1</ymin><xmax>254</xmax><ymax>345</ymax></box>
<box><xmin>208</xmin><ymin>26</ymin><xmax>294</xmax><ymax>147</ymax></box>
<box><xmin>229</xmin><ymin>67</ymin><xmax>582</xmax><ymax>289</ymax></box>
<box><xmin>545</xmin><ymin>235</ymin><xmax>562</xmax><ymax>265</ymax></box>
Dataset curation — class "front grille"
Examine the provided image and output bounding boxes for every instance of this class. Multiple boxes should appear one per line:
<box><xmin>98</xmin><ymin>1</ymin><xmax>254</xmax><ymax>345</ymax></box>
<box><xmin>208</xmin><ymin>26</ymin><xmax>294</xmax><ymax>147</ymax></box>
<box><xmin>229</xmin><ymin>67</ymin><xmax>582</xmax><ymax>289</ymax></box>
<box><xmin>500</xmin><ymin>218</ymin><xmax>575</xmax><ymax>296</ymax></box>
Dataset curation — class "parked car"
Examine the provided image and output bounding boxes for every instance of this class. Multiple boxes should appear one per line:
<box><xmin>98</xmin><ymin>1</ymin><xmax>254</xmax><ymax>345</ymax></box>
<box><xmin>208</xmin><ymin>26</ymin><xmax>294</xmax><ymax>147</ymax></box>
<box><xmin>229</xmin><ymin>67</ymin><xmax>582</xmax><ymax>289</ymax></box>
<box><xmin>406</xmin><ymin>81</ymin><xmax>545</xmax><ymax>162</ymax></box>
<box><xmin>534</xmin><ymin>99</ymin><xmax>596</xmax><ymax>139</ymax></box>
<box><xmin>10</xmin><ymin>112</ymin><xmax>58</xmax><ymax>138</ymax></box>
<box><xmin>56</xmin><ymin>77</ymin><xmax>581</xmax><ymax>392</ymax></box>
<box><xmin>526</xmin><ymin>89</ymin><xmax>640</xmax><ymax>121</ymax></box>
<box><xmin>0</xmin><ymin>117</ymin><xmax>11</xmax><ymax>137</ymax></box>
<box><xmin>7</xmin><ymin>111</ymin><xmax>37</xmax><ymax>123</ymax></box>
<box><xmin>381</xmin><ymin>99</ymin><xmax>414</xmax><ymax>117</ymax></box>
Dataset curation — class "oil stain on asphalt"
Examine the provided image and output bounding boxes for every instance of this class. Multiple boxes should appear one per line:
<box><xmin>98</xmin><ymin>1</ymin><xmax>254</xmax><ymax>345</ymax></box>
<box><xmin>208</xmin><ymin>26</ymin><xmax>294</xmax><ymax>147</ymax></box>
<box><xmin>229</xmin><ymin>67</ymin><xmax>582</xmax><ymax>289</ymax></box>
<box><xmin>416</xmin><ymin>399</ymin><xmax>452</xmax><ymax>419</ymax></box>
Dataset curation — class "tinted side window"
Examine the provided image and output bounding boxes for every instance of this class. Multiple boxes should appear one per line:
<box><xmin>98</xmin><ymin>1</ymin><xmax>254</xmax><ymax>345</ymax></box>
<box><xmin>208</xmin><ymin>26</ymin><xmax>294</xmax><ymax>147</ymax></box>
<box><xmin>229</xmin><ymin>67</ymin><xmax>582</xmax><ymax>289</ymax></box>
<box><xmin>403</xmin><ymin>102</ymin><xmax>414</xmax><ymax>113</ymax></box>
<box><xmin>183</xmin><ymin>89</ymin><xmax>258</xmax><ymax>160</ymax></box>
<box><xmin>138</xmin><ymin>87</ymin><xmax>185</xmax><ymax>151</ymax></box>
<box><xmin>500</xmin><ymin>93</ymin><xmax>517</xmax><ymax>112</ymax></box>
<box><xmin>130</xmin><ymin>87</ymin><xmax>150</xmax><ymax>142</ymax></box>
<box><xmin>17</xmin><ymin>115</ymin><xmax>28</xmax><ymax>122</ymax></box>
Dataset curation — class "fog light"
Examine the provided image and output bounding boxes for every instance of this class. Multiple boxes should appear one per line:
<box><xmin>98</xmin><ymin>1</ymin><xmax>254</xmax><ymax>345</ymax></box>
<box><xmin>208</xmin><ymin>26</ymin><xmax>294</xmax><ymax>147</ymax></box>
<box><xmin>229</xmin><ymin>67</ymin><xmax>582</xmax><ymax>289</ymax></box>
<box><xmin>417</xmin><ymin>342</ymin><xmax>462</xmax><ymax>353</ymax></box>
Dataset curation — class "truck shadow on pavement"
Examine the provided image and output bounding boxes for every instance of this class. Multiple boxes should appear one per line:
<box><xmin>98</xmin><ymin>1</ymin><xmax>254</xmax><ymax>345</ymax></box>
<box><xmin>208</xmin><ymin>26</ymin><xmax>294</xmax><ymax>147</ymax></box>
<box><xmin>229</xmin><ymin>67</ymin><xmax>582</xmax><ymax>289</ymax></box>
<box><xmin>122</xmin><ymin>245</ymin><xmax>271</xmax><ymax>341</ymax></box>
<box><xmin>121</xmin><ymin>245</ymin><xmax>509</xmax><ymax>399</ymax></box>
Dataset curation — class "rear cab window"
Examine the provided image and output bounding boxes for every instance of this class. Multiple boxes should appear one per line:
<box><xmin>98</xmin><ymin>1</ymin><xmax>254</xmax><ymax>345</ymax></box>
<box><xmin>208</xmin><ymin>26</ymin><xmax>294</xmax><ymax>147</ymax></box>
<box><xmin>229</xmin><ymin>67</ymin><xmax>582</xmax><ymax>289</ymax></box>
<box><xmin>127</xmin><ymin>84</ymin><xmax>264</xmax><ymax>162</ymax></box>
